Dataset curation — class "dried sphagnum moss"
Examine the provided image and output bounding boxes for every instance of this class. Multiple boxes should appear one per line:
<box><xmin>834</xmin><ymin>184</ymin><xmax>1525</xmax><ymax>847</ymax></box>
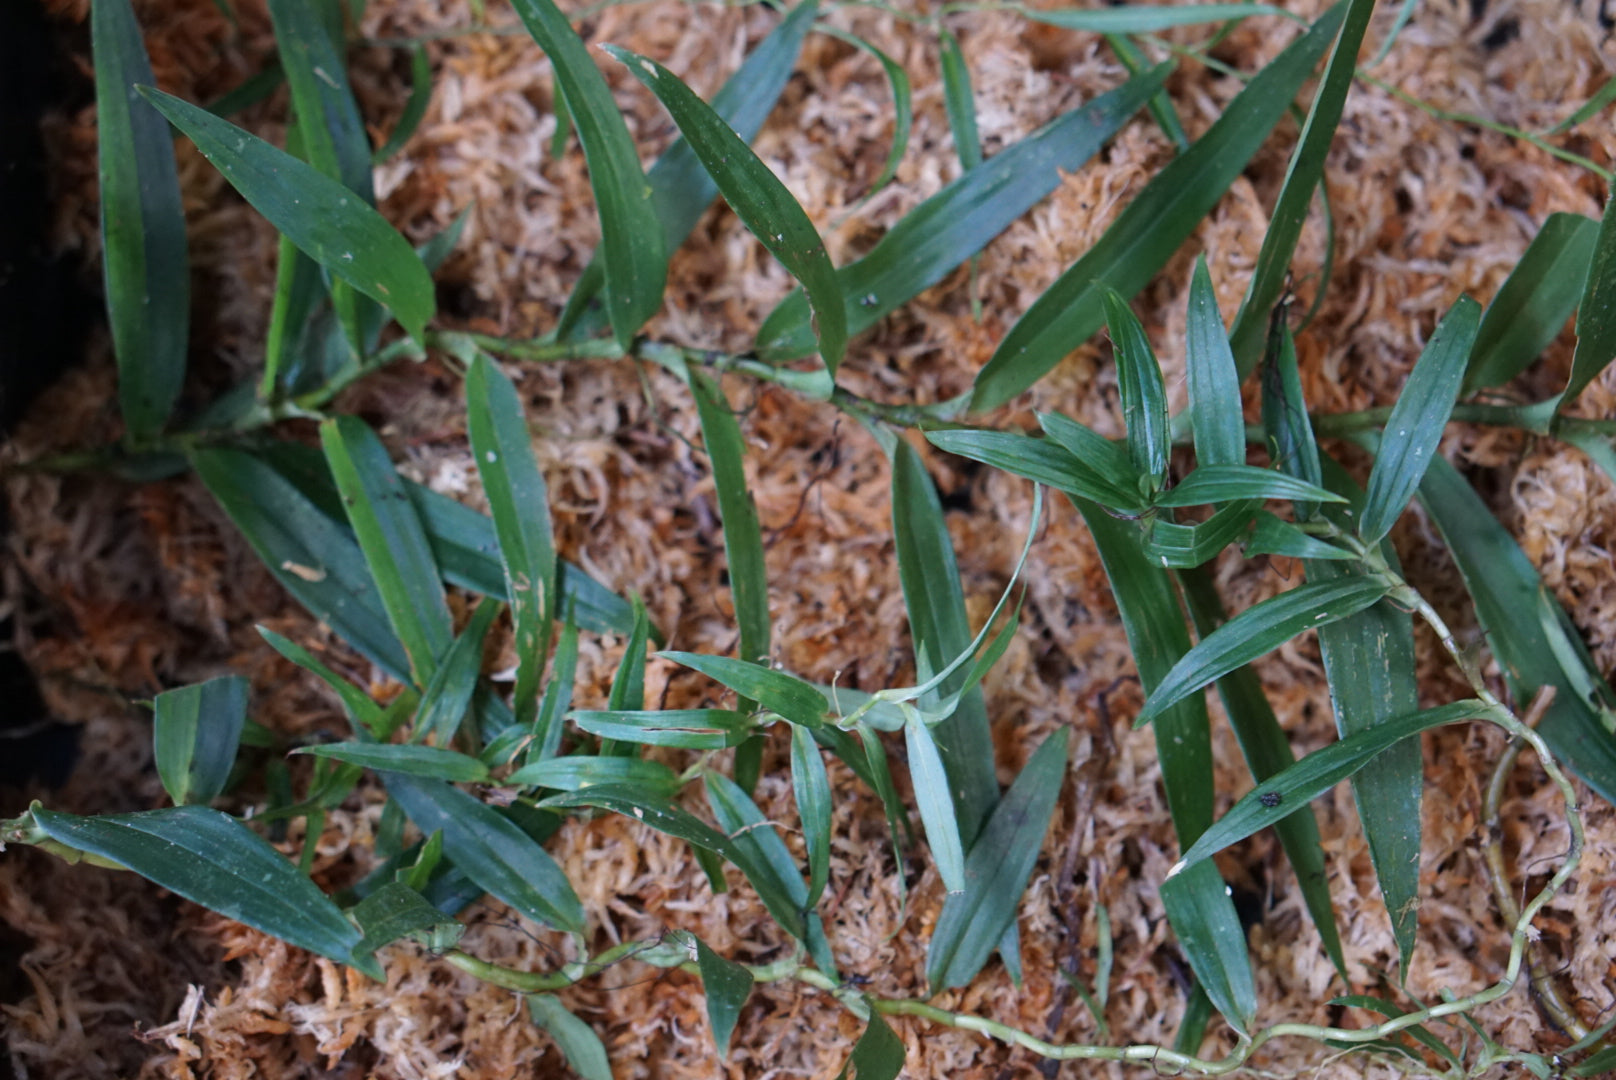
<box><xmin>4</xmin><ymin>0</ymin><xmax>1615</xmax><ymax>1076</ymax></box>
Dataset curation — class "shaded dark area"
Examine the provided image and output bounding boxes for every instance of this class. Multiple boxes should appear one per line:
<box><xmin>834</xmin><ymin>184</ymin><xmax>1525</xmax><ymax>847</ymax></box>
<box><xmin>0</xmin><ymin>0</ymin><xmax>93</xmax><ymax>791</ymax></box>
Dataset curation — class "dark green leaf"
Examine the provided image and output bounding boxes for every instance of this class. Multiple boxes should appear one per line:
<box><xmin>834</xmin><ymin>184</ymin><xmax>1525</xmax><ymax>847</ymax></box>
<box><xmin>1565</xmin><ymin>179</ymin><xmax>1616</xmax><ymax>404</ymax></box>
<box><xmin>790</xmin><ymin>722</ymin><xmax>833</xmax><ymax>907</ymax></box>
<box><xmin>154</xmin><ymin>676</ymin><xmax>249</xmax><ymax>806</ymax></box>
<box><xmin>204</xmin><ymin>61</ymin><xmax>285</xmax><ymax>118</ymax></box>
<box><xmin>467</xmin><ymin>355</ymin><xmax>557</xmax><ymax>731</ymax></box>
<box><xmin>1244</xmin><ymin>512</ymin><xmax>1355</xmax><ymax>561</ymax></box>
<box><xmin>1359</xmin><ymin>296</ymin><xmax>1480</xmax><ymax>544</ymax></box>
<box><xmin>413</xmin><ymin>598</ymin><xmax>498</xmax><ymax>748</ymax></box>
<box><xmin>541</xmin><ymin>784</ymin><xmax>734</xmax><ymax>848</ymax></box>
<box><xmin>1140</xmin><ymin>500</ymin><xmax>1260</xmax><ymax>568</ymax></box>
<box><xmin>266</xmin><ymin>0</ymin><xmax>373</xmax><ymax>199</ymax></box>
<box><xmin>695</xmin><ymin>936</ymin><xmax>753</xmax><ymax>1057</ymax></box>
<box><xmin>33</xmin><ymin>805</ymin><xmax>377</xmax><ymax>978</ymax></box>
<box><xmin>505</xmin><ymin>755</ymin><xmax>681</xmax><ymax>795</ymax></box>
<box><xmin>1186</xmin><ymin>258</ymin><xmax>1245</xmax><ymax>468</ymax></box>
<box><xmin>509</xmin><ymin>0</ymin><xmax>665</xmax><ymax>345</ymax></box>
<box><xmin>296</xmin><ymin>742</ymin><xmax>489</xmax><ymax>782</ymax></box>
<box><xmin>528</xmin><ymin>996</ymin><xmax>612</xmax><ymax>1080</ymax></box>
<box><xmin>702</xmin><ymin>770</ymin><xmax>810</xmax><ymax>942</ymax></box>
<box><xmin>320</xmin><ymin>415</ymin><xmax>454</xmax><ymax>683</ymax></box>
<box><xmin>818</xmin><ymin>28</ymin><xmax>910</xmax><ymax>200</ymax></box>
<box><xmin>194</xmin><ymin>448</ymin><xmax>411</xmax><ymax>681</ymax></box>
<box><xmin>1155</xmin><ymin>465</ymin><xmax>1343</xmax><ymax>508</ymax></box>
<box><xmin>571</xmin><ymin>708</ymin><xmax>754</xmax><ymax>750</ymax></box>
<box><xmin>927</xmin><ymin>729</ymin><xmax>1068</xmax><ymax>989</ymax></box>
<box><xmin>374</xmin><ymin>44</ymin><xmax>433</xmax><ymax>163</ymax></box>
<box><xmin>92</xmin><ymin>0</ymin><xmax>190</xmax><ymax>439</ymax></box>
<box><xmin>756</xmin><ymin>67</ymin><xmax>1168</xmax><ymax>359</ymax></box>
<box><xmin>925</xmin><ymin>429</ymin><xmax>1143</xmax><ymax>511</ymax></box>
<box><xmin>1465</xmin><ymin>213</ymin><xmax>1598</xmax><ymax>393</ymax></box>
<box><xmin>1020</xmin><ymin>3</ymin><xmax>1292</xmax><ymax>33</ymax></box>
<box><xmin>1137</xmin><ymin>576</ymin><xmax>1393</xmax><ymax>727</ymax></box>
<box><xmin>554</xmin><ymin>0</ymin><xmax>816</xmax><ymax>341</ymax></box>
<box><xmin>1159</xmin><ymin>863</ymin><xmax>1257</xmax><ymax>1034</ymax></box>
<box><xmin>598</xmin><ymin>596</ymin><xmax>651</xmax><ymax>758</ymax></box>
<box><xmin>383</xmin><ymin>773</ymin><xmax>583</xmax><ymax>934</ymax></box>
<box><xmin>1106</xmin><ymin>290</ymin><xmax>1170</xmax><ymax>486</ymax></box>
<box><xmin>530</xmin><ymin>619</ymin><xmax>580</xmax><ymax>761</ymax></box>
<box><xmin>1573</xmin><ymin>1046</ymin><xmax>1616</xmax><ymax>1077</ymax></box>
<box><xmin>350</xmin><ymin>880</ymin><xmax>463</xmax><ymax>956</ymax></box>
<box><xmin>1259</xmin><ymin>317</ymin><xmax>1324</xmax><ymax>504</ymax></box>
<box><xmin>1174</xmin><ymin>701</ymin><xmax>1489</xmax><ymax>873</ymax></box>
<box><xmin>938</xmin><ymin>27</ymin><xmax>981</xmax><ymax>173</ymax></box>
<box><xmin>1418</xmin><ymin>456</ymin><xmax>1616</xmax><ymax>804</ymax></box>
<box><xmin>1036</xmin><ymin>412</ymin><xmax>1140</xmax><ymax>496</ymax></box>
<box><xmin>663</xmin><ymin>652</ymin><xmax>828</xmax><ymax>728</ymax></box>
<box><xmin>834</xmin><ymin>1011</ymin><xmax>906</xmax><ymax>1080</ymax></box>
<box><xmin>1180</xmin><ymin>568</ymin><xmax>1344</xmax><ymax>976</ymax></box>
<box><xmin>1105</xmin><ymin>31</ymin><xmax>1188</xmax><ymax>151</ymax></box>
<box><xmin>611</xmin><ymin>49</ymin><xmax>845</xmax><ymax>375</ymax></box>
<box><xmin>139</xmin><ymin>88</ymin><xmax>434</xmax><ymax>341</ymax></box>
<box><xmin>971</xmin><ymin>4</ymin><xmax>1346</xmax><ymax>410</ymax></box>
<box><xmin>1227</xmin><ymin>0</ymin><xmax>1373</xmax><ymax>375</ymax></box>
<box><xmin>688</xmin><ymin>372</ymin><xmax>771</xmax><ymax>694</ymax></box>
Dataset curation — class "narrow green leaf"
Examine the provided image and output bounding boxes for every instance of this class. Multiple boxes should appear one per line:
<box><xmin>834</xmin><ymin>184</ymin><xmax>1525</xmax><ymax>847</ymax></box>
<box><xmin>467</xmin><ymin>355</ymin><xmax>557</xmax><ymax>731</ymax></box>
<box><xmin>1565</xmin><ymin>180</ymin><xmax>1616</xmax><ymax>404</ymax></box>
<box><xmin>1418</xmin><ymin>456</ymin><xmax>1616</xmax><ymax>804</ymax></box>
<box><xmin>906</xmin><ymin>713</ymin><xmax>965</xmax><ymax>895</ymax></box>
<box><xmin>1359</xmin><ymin>296</ymin><xmax>1481</xmax><ymax>545</ymax></box>
<box><xmin>204</xmin><ymin>61</ymin><xmax>285</xmax><ymax>118</ymax></box>
<box><xmin>320</xmin><ymin>415</ymin><xmax>454</xmax><ymax>683</ymax></box>
<box><xmin>138</xmin><ymin>88</ymin><xmax>433</xmax><ymax>341</ymax></box>
<box><xmin>926</xmin><ymin>429</ymin><xmax>1144</xmax><ymax>511</ymax></box>
<box><xmin>504</xmin><ymin>755</ymin><xmax>680</xmax><ymax>795</ymax></box>
<box><xmin>509</xmin><ymin>0</ymin><xmax>665</xmax><ymax>345</ymax></box>
<box><xmin>374</xmin><ymin>44</ymin><xmax>433</xmax><ymax>163</ymax></box>
<box><xmin>530</xmin><ymin>618</ymin><xmax>580</xmax><ymax>761</ymax></box>
<box><xmin>927</xmin><ymin>728</ymin><xmax>1067</xmax><ymax>989</ymax></box>
<box><xmin>816</xmin><ymin>28</ymin><xmax>910</xmax><ymax>200</ymax></box>
<box><xmin>1155</xmin><ymin>465</ymin><xmax>1344</xmax><ymax>508</ymax></box>
<box><xmin>1367</xmin><ymin>0</ymin><xmax>1420</xmax><ymax>64</ymax></box>
<box><xmin>571</xmin><ymin>709</ymin><xmax>753</xmax><ymax>750</ymax></box>
<box><xmin>834</xmin><ymin>1011</ymin><xmax>906</xmax><ymax>1080</ymax></box>
<box><xmin>1173</xmin><ymin>701</ymin><xmax>1488</xmax><ymax>873</ymax></box>
<box><xmin>1244</xmin><ymin>512</ymin><xmax>1355</xmax><ymax>561</ymax></box>
<box><xmin>1106</xmin><ymin>291</ymin><xmax>1170</xmax><ymax>485</ymax></box>
<box><xmin>702</xmin><ymin>771</ymin><xmax>813</xmax><ymax>944</ymax></box>
<box><xmin>611</xmin><ymin>49</ymin><xmax>846</xmax><ymax>375</ymax></box>
<box><xmin>790</xmin><ymin>722</ymin><xmax>833</xmax><ymax>907</ymax></box>
<box><xmin>194</xmin><ymin>448</ymin><xmax>411</xmax><ymax>681</ymax></box>
<box><xmin>938</xmin><ymin>27</ymin><xmax>981</xmax><ymax>173</ymax></box>
<box><xmin>154</xmin><ymin>676</ymin><xmax>249</xmax><ymax>806</ymax></box>
<box><xmin>971</xmin><ymin>3</ymin><xmax>1346</xmax><ymax>410</ymax></box>
<box><xmin>1259</xmin><ymin>315</ymin><xmax>1324</xmax><ymax>503</ymax></box>
<box><xmin>1106</xmin><ymin>32</ymin><xmax>1188</xmax><ymax>151</ymax></box>
<box><xmin>541</xmin><ymin>784</ymin><xmax>735</xmax><ymax>849</ymax></box>
<box><xmin>1159</xmin><ymin>863</ymin><xmax>1258</xmax><ymax>1034</ymax></box>
<box><xmin>888</xmin><ymin>437</ymin><xmax>999</xmax><ymax>845</ymax></box>
<box><xmin>1036</xmin><ymin>412</ymin><xmax>1140</xmax><ymax>496</ymax></box>
<box><xmin>756</xmin><ymin>66</ymin><xmax>1169</xmax><ymax>359</ymax></box>
<box><xmin>1227</xmin><ymin>0</ymin><xmax>1373</xmax><ymax>375</ymax></box>
<box><xmin>688</xmin><ymin>372</ymin><xmax>771</xmax><ymax>677</ymax></box>
<box><xmin>296</xmin><ymin>743</ymin><xmax>489</xmax><ymax>782</ymax></box>
<box><xmin>695</xmin><ymin>936</ymin><xmax>753</xmax><ymax>1057</ymax></box>
<box><xmin>1547</xmin><ymin>74</ymin><xmax>1616</xmax><ymax>135</ymax></box>
<box><xmin>413</xmin><ymin>598</ymin><xmax>498</xmax><ymax>748</ymax></box>
<box><xmin>1140</xmin><ymin>501</ymin><xmax>1260</xmax><ymax>569</ymax></box>
<box><xmin>554</xmin><ymin>0</ymin><xmax>817</xmax><ymax>341</ymax></box>
<box><xmin>663</xmin><ymin>652</ymin><xmax>828</xmax><ymax>728</ymax></box>
<box><xmin>1465</xmin><ymin>213</ymin><xmax>1598</xmax><ymax>393</ymax></box>
<box><xmin>1179</xmin><ymin>568</ymin><xmax>1345</xmax><ymax>976</ymax></box>
<box><xmin>1185</xmin><ymin>258</ymin><xmax>1245</xmax><ymax>467</ymax></box>
<box><xmin>528</xmin><ymin>996</ymin><xmax>612</xmax><ymax>1080</ymax></box>
<box><xmin>1137</xmin><ymin>576</ymin><xmax>1393</xmax><ymax>727</ymax></box>
<box><xmin>383</xmin><ymin>773</ymin><xmax>583</xmax><ymax>934</ymax></box>
<box><xmin>1020</xmin><ymin>3</ymin><xmax>1293</xmax><ymax>33</ymax></box>
<box><xmin>266</xmin><ymin>0</ymin><xmax>374</xmax><ymax>199</ymax></box>
<box><xmin>33</xmin><ymin>805</ymin><xmax>377</xmax><ymax>978</ymax></box>
<box><xmin>92</xmin><ymin>0</ymin><xmax>190</xmax><ymax>439</ymax></box>
<box><xmin>1572</xmin><ymin>1046</ymin><xmax>1616</xmax><ymax>1077</ymax></box>
<box><xmin>350</xmin><ymin>880</ymin><xmax>463</xmax><ymax>956</ymax></box>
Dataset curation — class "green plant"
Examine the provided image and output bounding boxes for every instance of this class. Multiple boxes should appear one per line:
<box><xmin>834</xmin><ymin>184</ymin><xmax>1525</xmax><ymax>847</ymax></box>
<box><xmin>6</xmin><ymin>0</ymin><xmax>1616</xmax><ymax>1075</ymax></box>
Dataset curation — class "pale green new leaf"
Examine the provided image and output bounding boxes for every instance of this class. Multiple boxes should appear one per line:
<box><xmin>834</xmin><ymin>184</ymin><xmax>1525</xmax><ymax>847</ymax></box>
<box><xmin>906</xmin><ymin>712</ymin><xmax>964</xmax><ymax>895</ymax></box>
<box><xmin>510</xmin><ymin>0</ymin><xmax>665</xmax><ymax>345</ymax></box>
<box><xmin>154</xmin><ymin>676</ymin><xmax>249</xmax><ymax>806</ymax></box>
<box><xmin>33</xmin><ymin>805</ymin><xmax>378</xmax><ymax>978</ymax></box>
<box><xmin>611</xmin><ymin>48</ymin><xmax>845</xmax><ymax>375</ymax></box>
<box><xmin>138</xmin><ymin>88</ymin><xmax>434</xmax><ymax>341</ymax></box>
<box><xmin>1359</xmin><ymin>295</ymin><xmax>1480</xmax><ymax>545</ymax></box>
<box><xmin>92</xmin><ymin>0</ymin><xmax>189</xmax><ymax>440</ymax></box>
